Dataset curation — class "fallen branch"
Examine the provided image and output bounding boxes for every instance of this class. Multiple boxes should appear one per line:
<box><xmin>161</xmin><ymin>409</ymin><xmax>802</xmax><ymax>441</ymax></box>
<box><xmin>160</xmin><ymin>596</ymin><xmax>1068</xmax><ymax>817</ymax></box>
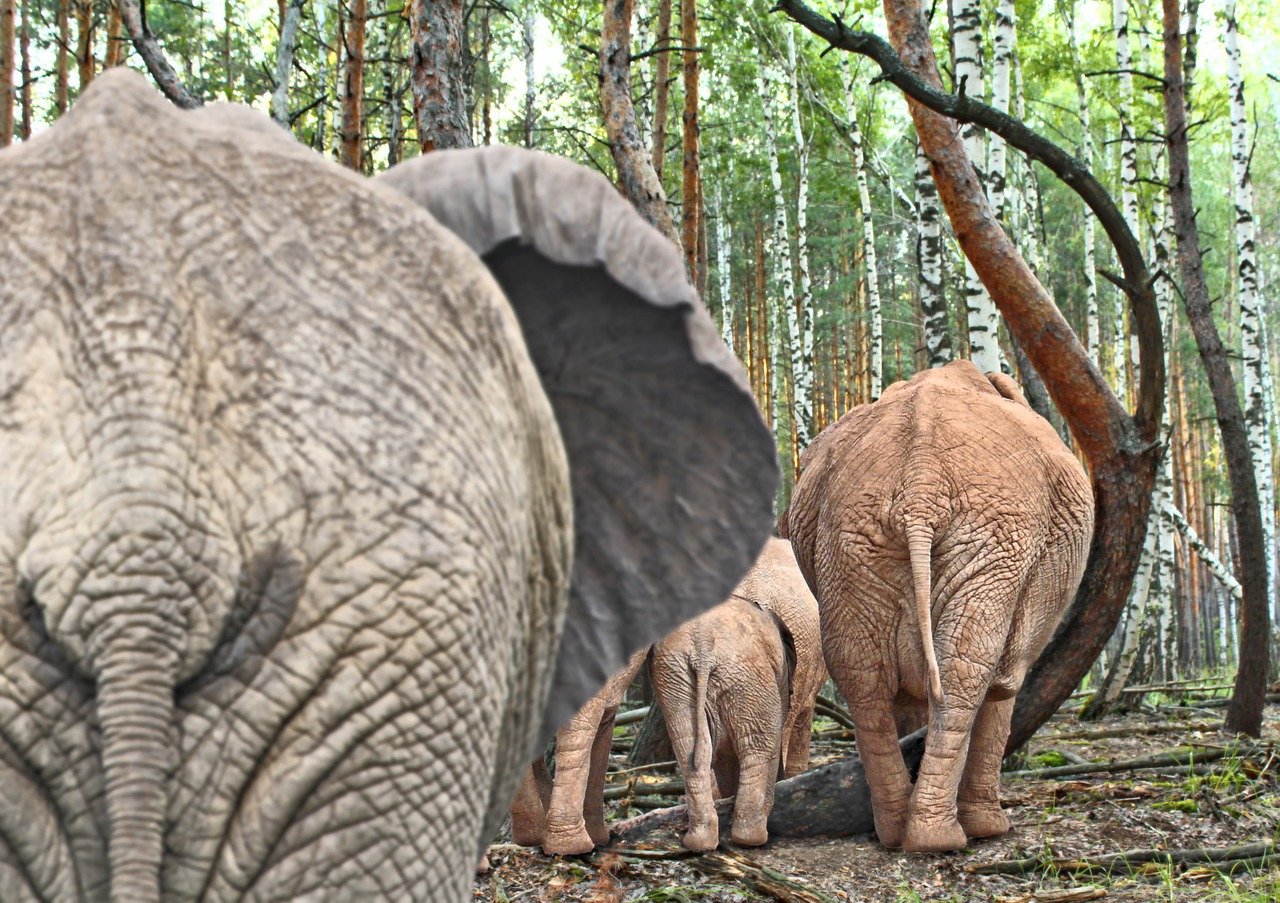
<box><xmin>968</xmin><ymin>840</ymin><xmax>1276</xmax><ymax>876</ymax></box>
<box><xmin>814</xmin><ymin>698</ymin><xmax>857</xmax><ymax>730</ymax></box>
<box><xmin>603</xmin><ymin>778</ymin><xmax>684</xmax><ymax>801</ymax></box>
<box><xmin>614</xmin><ymin>706</ymin><xmax>650</xmax><ymax>727</ymax></box>
<box><xmin>610</xmin><ymin>729</ymin><xmax>927</xmax><ymax>843</ymax></box>
<box><xmin>1167</xmin><ymin>692</ymin><xmax>1280</xmax><ymax>710</ymax></box>
<box><xmin>1004</xmin><ymin>743</ymin><xmax>1260</xmax><ymax>780</ymax></box>
<box><xmin>1042</xmin><ymin>721</ymin><xmax>1220</xmax><ymax>742</ymax></box>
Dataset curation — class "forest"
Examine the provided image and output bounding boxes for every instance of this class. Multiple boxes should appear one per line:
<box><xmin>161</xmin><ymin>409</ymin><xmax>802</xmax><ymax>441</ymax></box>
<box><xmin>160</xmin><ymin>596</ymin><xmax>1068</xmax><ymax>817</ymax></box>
<box><xmin>1</xmin><ymin>0</ymin><xmax>1278</xmax><ymax>900</ymax></box>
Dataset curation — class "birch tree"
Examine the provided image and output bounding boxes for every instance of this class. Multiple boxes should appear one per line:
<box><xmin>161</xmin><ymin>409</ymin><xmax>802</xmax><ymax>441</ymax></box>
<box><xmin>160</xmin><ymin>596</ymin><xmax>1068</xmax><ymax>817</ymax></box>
<box><xmin>785</xmin><ymin>26</ymin><xmax>814</xmax><ymax>436</ymax></box>
<box><xmin>758</xmin><ymin>64</ymin><xmax>800</xmax><ymax>451</ymax></box>
<box><xmin>844</xmin><ymin>56</ymin><xmax>883</xmax><ymax>397</ymax></box>
<box><xmin>1226</xmin><ymin>0</ymin><xmax>1277</xmax><ymax>625</ymax></box>
<box><xmin>523</xmin><ymin>7</ymin><xmax>536</xmax><ymax>148</ymax></box>
<box><xmin>1064</xmin><ymin>0</ymin><xmax>1100</xmax><ymax>365</ymax></box>
<box><xmin>950</xmin><ymin>0</ymin><xmax>1001</xmax><ymax>374</ymax></box>
<box><xmin>1111</xmin><ymin>0</ymin><xmax>1138</xmax><ymax>403</ymax></box>
<box><xmin>271</xmin><ymin>0</ymin><xmax>306</xmax><ymax>127</ymax></box>
<box><xmin>915</xmin><ymin>142</ymin><xmax>951</xmax><ymax>367</ymax></box>
<box><xmin>715</xmin><ymin>185</ymin><xmax>733</xmax><ymax>349</ymax></box>
<box><xmin>988</xmin><ymin>0</ymin><xmax>1015</xmax><ymax>224</ymax></box>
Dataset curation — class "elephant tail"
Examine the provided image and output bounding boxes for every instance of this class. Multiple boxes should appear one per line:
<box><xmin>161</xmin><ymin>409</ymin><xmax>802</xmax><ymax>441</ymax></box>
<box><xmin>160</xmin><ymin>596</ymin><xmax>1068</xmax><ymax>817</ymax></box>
<box><xmin>690</xmin><ymin>661</ymin><xmax>713</xmax><ymax>784</ymax></box>
<box><xmin>906</xmin><ymin>523</ymin><xmax>942</xmax><ymax>704</ymax></box>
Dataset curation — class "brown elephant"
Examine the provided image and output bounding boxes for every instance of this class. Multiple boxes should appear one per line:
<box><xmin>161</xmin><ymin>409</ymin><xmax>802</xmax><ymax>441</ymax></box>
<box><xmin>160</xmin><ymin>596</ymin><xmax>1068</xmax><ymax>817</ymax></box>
<box><xmin>785</xmin><ymin>361</ymin><xmax>1093</xmax><ymax>853</ymax></box>
<box><xmin>508</xmin><ymin>649</ymin><xmax>648</xmax><ymax>855</ymax></box>
<box><xmin>651</xmin><ymin>538</ymin><xmax>823</xmax><ymax>851</ymax></box>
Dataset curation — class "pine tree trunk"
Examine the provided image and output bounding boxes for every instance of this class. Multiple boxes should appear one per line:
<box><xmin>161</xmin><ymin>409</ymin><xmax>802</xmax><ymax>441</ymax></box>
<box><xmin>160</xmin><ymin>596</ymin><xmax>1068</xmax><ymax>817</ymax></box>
<box><xmin>74</xmin><ymin>0</ymin><xmax>92</xmax><ymax>90</ymax></box>
<box><xmin>949</xmin><ymin>0</ymin><xmax>1001</xmax><ymax>374</ymax></box>
<box><xmin>599</xmin><ymin>0</ymin><xmax>679</xmax><ymax>243</ymax></box>
<box><xmin>15</xmin><ymin>0</ymin><xmax>26</xmax><ymax>138</ymax></box>
<box><xmin>523</xmin><ymin>7</ymin><xmax>536</xmax><ymax>148</ymax></box>
<box><xmin>340</xmin><ymin>0</ymin><xmax>367</xmax><ymax>169</ymax></box>
<box><xmin>104</xmin><ymin>1</ymin><xmax>124</xmax><ymax>69</ymax></box>
<box><xmin>1225</xmin><ymin>0</ymin><xmax>1276</xmax><ymax>628</ymax></box>
<box><xmin>680</xmin><ymin>0</ymin><xmax>700</xmax><ymax>284</ymax></box>
<box><xmin>650</xmin><ymin>0</ymin><xmax>672</xmax><ymax>181</ymax></box>
<box><xmin>784</xmin><ymin>27</ymin><xmax>813</xmax><ymax>439</ymax></box>
<box><xmin>845</xmin><ymin>57</ymin><xmax>884</xmax><ymax>398</ymax></box>
<box><xmin>1161</xmin><ymin>0</ymin><xmax>1269</xmax><ymax>737</ymax></box>
<box><xmin>0</xmin><ymin>0</ymin><xmax>13</xmax><ymax>147</ymax></box>
<box><xmin>54</xmin><ymin>0</ymin><xmax>68</xmax><ymax>114</ymax></box>
<box><xmin>410</xmin><ymin>0</ymin><xmax>471</xmax><ymax>151</ymax></box>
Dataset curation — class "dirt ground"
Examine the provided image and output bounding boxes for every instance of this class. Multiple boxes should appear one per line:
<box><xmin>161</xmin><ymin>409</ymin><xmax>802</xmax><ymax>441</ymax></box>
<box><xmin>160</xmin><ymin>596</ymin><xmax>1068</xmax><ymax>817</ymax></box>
<box><xmin>474</xmin><ymin>702</ymin><xmax>1280</xmax><ymax>902</ymax></box>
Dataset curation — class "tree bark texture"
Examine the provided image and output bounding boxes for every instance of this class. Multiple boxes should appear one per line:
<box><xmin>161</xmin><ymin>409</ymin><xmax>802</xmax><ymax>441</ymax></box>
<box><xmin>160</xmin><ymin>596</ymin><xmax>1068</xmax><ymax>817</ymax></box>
<box><xmin>340</xmin><ymin>0</ymin><xmax>367</xmax><ymax>169</ymax></box>
<box><xmin>271</xmin><ymin>0</ymin><xmax>305</xmax><ymax>127</ymax></box>
<box><xmin>0</xmin><ymin>0</ymin><xmax>13</xmax><ymax>146</ymax></box>
<box><xmin>1160</xmin><ymin>0</ymin><xmax>1269</xmax><ymax>737</ymax></box>
<box><xmin>118</xmin><ymin>0</ymin><xmax>203</xmax><ymax>108</ymax></box>
<box><xmin>776</xmin><ymin>0</ymin><xmax>1165</xmax><ymax>754</ymax></box>
<box><xmin>410</xmin><ymin>0</ymin><xmax>471</xmax><ymax>151</ymax></box>
<box><xmin>680</xmin><ymin>0</ymin><xmax>700</xmax><ymax>282</ymax></box>
<box><xmin>599</xmin><ymin>0</ymin><xmax>679</xmax><ymax>244</ymax></box>
<box><xmin>650</xmin><ymin>0</ymin><xmax>672</xmax><ymax>181</ymax></box>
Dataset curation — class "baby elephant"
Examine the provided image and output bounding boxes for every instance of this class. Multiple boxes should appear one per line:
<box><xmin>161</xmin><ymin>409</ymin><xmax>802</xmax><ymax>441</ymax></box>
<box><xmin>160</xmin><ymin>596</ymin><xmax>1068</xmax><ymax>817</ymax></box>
<box><xmin>652</xmin><ymin>538</ymin><xmax>823</xmax><ymax>851</ymax></box>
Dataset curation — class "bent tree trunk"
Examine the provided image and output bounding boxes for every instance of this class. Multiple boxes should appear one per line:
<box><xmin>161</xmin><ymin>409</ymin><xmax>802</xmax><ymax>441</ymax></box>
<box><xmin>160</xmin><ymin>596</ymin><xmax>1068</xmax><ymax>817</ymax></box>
<box><xmin>776</xmin><ymin>0</ymin><xmax>1165</xmax><ymax>754</ymax></box>
<box><xmin>1161</xmin><ymin>0</ymin><xmax>1269</xmax><ymax>737</ymax></box>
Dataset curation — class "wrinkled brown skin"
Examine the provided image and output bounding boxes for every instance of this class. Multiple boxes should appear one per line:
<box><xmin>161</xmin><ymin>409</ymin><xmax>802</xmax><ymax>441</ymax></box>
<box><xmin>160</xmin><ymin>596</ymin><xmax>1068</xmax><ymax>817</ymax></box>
<box><xmin>651</xmin><ymin>542</ymin><xmax>822</xmax><ymax>852</ymax></box>
<box><xmin>508</xmin><ymin>648</ymin><xmax>648</xmax><ymax>855</ymax></box>
<box><xmin>786</xmin><ymin>361</ymin><xmax>1093</xmax><ymax>853</ymax></box>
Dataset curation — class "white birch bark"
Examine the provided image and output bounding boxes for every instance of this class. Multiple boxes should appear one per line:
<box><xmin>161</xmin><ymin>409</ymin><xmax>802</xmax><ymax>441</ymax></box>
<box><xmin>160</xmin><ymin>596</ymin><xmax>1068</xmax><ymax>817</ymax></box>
<box><xmin>844</xmin><ymin>56</ymin><xmax>883</xmax><ymax>398</ymax></box>
<box><xmin>1111</xmin><ymin>0</ymin><xmax>1138</xmax><ymax>404</ymax></box>
<box><xmin>950</xmin><ymin>0</ymin><xmax>1001</xmax><ymax>374</ymax></box>
<box><xmin>271</xmin><ymin>0</ymin><xmax>305</xmax><ymax>127</ymax></box>
<box><xmin>1165</xmin><ymin>501</ymin><xmax>1243</xmax><ymax>602</ymax></box>
<box><xmin>1012</xmin><ymin>45</ymin><xmax>1043</xmax><ymax>275</ymax></box>
<box><xmin>988</xmin><ymin>0</ymin><xmax>1014</xmax><ymax>224</ymax></box>
<box><xmin>1065</xmin><ymin>2</ymin><xmax>1100</xmax><ymax>365</ymax></box>
<box><xmin>915</xmin><ymin>142</ymin><xmax>951</xmax><ymax>367</ymax></box>
<box><xmin>785</xmin><ymin>27</ymin><xmax>814</xmax><ymax>444</ymax></box>
<box><xmin>758</xmin><ymin>67</ymin><xmax>798</xmax><ymax>448</ymax></box>
<box><xmin>523</xmin><ymin>7</ymin><xmax>536</xmax><ymax>148</ymax></box>
<box><xmin>715</xmin><ymin>184</ymin><xmax>733</xmax><ymax>350</ymax></box>
<box><xmin>1226</xmin><ymin>0</ymin><xmax>1277</xmax><ymax>624</ymax></box>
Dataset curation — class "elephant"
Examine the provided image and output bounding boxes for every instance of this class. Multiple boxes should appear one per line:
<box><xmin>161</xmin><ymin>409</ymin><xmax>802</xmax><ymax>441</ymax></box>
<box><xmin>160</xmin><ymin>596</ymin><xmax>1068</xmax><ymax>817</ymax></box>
<box><xmin>650</xmin><ymin>537</ymin><xmax>823</xmax><ymax>851</ymax></box>
<box><xmin>508</xmin><ymin>648</ymin><xmax>648</xmax><ymax>855</ymax></box>
<box><xmin>0</xmin><ymin>71</ymin><xmax>778</xmax><ymax>902</ymax></box>
<box><xmin>784</xmin><ymin>361</ymin><xmax>1093</xmax><ymax>853</ymax></box>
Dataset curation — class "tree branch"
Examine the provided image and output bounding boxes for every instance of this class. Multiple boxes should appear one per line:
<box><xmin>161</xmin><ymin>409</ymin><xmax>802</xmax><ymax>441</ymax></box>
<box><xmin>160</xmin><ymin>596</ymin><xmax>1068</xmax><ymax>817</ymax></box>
<box><xmin>117</xmin><ymin>0</ymin><xmax>203</xmax><ymax>109</ymax></box>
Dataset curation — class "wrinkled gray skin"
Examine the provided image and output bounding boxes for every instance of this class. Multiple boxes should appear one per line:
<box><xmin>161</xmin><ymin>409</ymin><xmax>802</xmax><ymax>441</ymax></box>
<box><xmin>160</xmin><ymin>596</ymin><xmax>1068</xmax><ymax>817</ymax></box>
<box><xmin>0</xmin><ymin>72</ymin><xmax>776</xmax><ymax>902</ymax></box>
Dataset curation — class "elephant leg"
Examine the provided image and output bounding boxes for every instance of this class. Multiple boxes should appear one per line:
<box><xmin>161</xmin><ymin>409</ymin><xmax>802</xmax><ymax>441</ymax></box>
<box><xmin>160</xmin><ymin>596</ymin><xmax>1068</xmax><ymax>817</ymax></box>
<box><xmin>509</xmin><ymin>758</ymin><xmax>552</xmax><ymax>847</ymax></box>
<box><xmin>781</xmin><ymin>697</ymin><xmax>815</xmax><ymax>778</ymax></box>
<box><xmin>660</xmin><ymin>676</ymin><xmax>719</xmax><ymax>851</ymax></box>
<box><xmin>842</xmin><ymin>682</ymin><xmax>913</xmax><ymax>848</ymax></box>
<box><xmin>583</xmin><ymin>706</ymin><xmax>620</xmax><ymax>847</ymax></box>
<box><xmin>957</xmin><ymin>694</ymin><xmax>1015</xmax><ymax>839</ymax></box>
<box><xmin>727</xmin><ymin>695</ymin><xmax>783</xmax><ymax>847</ymax></box>
<box><xmin>903</xmin><ymin>592</ymin><xmax>1012</xmax><ymax>853</ymax></box>
<box><xmin>543</xmin><ymin>702</ymin><xmax>607</xmax><ymax>855</ymax></box>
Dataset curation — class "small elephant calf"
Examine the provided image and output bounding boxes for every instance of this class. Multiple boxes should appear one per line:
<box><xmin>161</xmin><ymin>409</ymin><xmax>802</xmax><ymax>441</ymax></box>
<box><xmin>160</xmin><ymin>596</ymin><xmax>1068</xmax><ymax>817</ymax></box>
<box><xmin>507</xmin><ymin>539</ymin><xmax>822</xmax><ymax>855</ymax></box>
<box><xmin>652</xmin><ymin>538</ymin><xmax>822</xmax><ymax>851</ymax></box>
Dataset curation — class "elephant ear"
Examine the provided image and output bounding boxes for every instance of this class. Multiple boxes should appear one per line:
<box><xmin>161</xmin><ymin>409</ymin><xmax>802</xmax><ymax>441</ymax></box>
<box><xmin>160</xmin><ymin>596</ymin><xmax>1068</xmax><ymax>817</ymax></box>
<box><xmin>377</xmin><ymin>147</ymin><xmax>778</xmax><ymax>743</ymax></box>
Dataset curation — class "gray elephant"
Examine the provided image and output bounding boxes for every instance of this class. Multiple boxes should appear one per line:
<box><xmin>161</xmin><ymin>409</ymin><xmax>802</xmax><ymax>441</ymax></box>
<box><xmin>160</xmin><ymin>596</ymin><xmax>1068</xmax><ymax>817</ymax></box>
<box><xmin>785</xmin><ymin>362</ymin><xmax>1093</xmax><ymax>853</ymax></box>
<box><xmin>0</xmin><ymin>72</ymin><xmax>777</xmax><ymax>902</ymax></box>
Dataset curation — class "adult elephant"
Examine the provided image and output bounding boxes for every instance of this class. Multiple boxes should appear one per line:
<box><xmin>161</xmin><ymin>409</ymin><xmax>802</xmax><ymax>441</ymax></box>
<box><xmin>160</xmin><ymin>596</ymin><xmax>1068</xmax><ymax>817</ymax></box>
<box><xmin>0</xmin><ymin>72</ymin><xmax>777</xmax><ymax>902</ymax></box>
<box><xmin>785</xmin><ymin>361</ymin><xmax>1092</xmax><ymax>853</ymax></box>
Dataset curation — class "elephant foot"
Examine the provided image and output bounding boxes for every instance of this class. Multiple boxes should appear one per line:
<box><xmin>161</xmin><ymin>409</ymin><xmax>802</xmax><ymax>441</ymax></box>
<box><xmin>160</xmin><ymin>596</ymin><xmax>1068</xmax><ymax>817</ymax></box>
<box><xmin>902</xmin><ymin>817</ymin><xmax>967</xmax><ymax>854</ymax></box>
<box><xmin>476</xmin><ymin>854</ymin><xmax>491</xmax><ymax>874</ymax></box>
<box><xmin>730</xmin><ymin>819</ymin><xmax>769</xmax><ymax>848</ymax></box>
<box><xmin>683</xmin><ymin>822</ymin><xmax>720</xmax><ymax>852</ymax></box>
<box><xmin>872</xmin><ymin>808</ymin><xmax>908</xmax><ymax>849</ymax></box>
<box><xmin>542</xmin><ymin>827</ymin><xmax>596</xmax><ymax>857</ymax></box>
<box><xmin>958</xmin><ymin>803</ymin><xmax>1010</xmax><ymax>839</ymax></box>
<box><xmin>587</xmin><ymin>821</ymin><xmax>611</xmax><ymax>848</ymax></box>
<box><xmin>510</xmin><ymin>824</ymin><xmax>545</xmax><ymax>848</ymax></box>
